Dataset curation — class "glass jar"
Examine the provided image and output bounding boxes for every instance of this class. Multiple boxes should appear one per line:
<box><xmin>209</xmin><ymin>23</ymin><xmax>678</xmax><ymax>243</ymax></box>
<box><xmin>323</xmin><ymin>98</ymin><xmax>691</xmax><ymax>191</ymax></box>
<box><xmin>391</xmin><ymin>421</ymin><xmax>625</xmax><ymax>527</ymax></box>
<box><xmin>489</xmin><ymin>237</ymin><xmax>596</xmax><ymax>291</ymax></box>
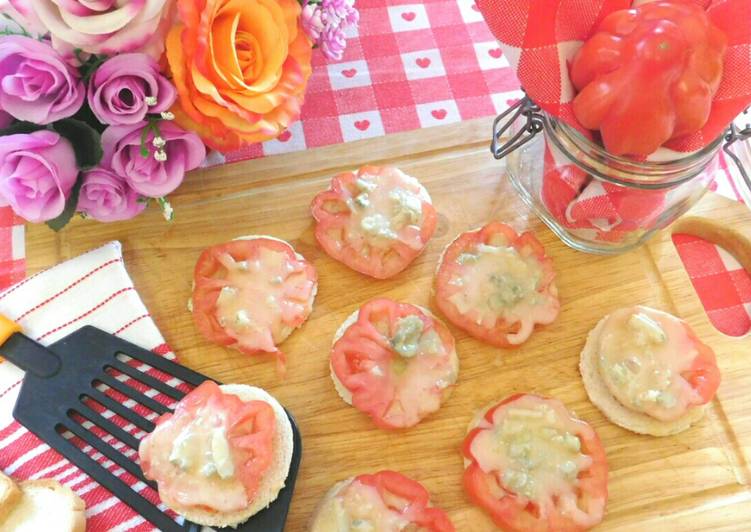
<box><xmin>493</xmin><ymin>98</ymin><xmax>737</xmax><ymax>254</ymax></box>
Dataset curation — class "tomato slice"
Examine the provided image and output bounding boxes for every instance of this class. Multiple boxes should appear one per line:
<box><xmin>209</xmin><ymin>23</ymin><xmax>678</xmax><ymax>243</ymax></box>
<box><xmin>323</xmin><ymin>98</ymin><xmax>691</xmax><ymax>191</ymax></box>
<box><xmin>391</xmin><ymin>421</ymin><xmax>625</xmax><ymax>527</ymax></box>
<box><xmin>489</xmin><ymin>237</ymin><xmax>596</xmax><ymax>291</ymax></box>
<box><xmin>191</xmin><ymin>237</ymin><xmax>317</xmax><ymax>372</ymax></box>
<box><xmin>683</xmin><ymin>323</ymin><xmax>721</xmax><ymax>404</ymax></box>
<box><xmin>595</xmin><ymin>306</ymin><xmax>720</xmax><ymax>421</ymax></box>
<box><xmin>139</xmin><ymin>381</ymin><xmax>276</xmax><ymax>513</ymax></box>
<box><xmin>330</xmin><ymin>298</ymin><xmax>458</xmax><ymax>429</ymax></box>
<box><xmin>434</xmin><ymin>222</ymin><xmax>559</xmax><ymax>348</ymax></box>
<box><xmin>310</xmin><ymin>166</ymin><xmax>438</xmax><ymax>279</ymax></box>
<box><xmin>462</xmin><ymin>394</ymin><xmax>608</xmax><ymax>532</ymax></box>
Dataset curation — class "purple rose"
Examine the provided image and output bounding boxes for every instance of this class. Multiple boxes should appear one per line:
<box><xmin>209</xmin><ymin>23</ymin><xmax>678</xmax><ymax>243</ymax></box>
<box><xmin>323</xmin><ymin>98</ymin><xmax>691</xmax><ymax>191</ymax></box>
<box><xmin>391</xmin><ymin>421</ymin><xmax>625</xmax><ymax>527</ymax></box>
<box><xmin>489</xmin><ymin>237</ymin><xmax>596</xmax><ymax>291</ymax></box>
<box><xmin>0</xmin><ymin>36</ymin><xmax>84</xmax><ymax>124</ymax></box>
<box><xmin>102</xmin><ymin>121</ymin><xmax>205</xmax><ymax>198</ymax></box>
<box><xmin>320</xmin><ymin>25</ymin><xmax>348</xmax><ymax>62</ymax></box>
<box><xmin>302</xmin><ymin>3</ymin><xmax>325</xmax><ymax>42</ymax></box>
<box><xmin>77</xmin><ymin>166</ymin><xmax>146</xmax><ymax>222</ymax></box>
<box><xmin>302</xmin><ymin>0</ymin><xmax>358</xmax><ymax>61</ymax></box>
<box><xmin>88</xmin><ymin>54</ymin><xmax>177</xmax><ymax>126</ymax></box>
<box><xmin>0</xmin><ymin>130</ymin><xmax>78</xmax><ymax>222</ymax></box>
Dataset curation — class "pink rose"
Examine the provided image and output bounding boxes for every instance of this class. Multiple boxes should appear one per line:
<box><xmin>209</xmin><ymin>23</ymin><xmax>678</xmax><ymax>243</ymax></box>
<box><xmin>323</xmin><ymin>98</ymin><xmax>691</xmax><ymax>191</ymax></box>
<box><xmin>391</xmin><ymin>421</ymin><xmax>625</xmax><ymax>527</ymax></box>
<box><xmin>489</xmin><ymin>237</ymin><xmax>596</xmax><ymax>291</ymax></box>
<box><xmin>0</xmin><ymin>130</ymin><xmax>78</xmax><ymax>223</ymax></box>
<box><xmin>18</xmin><ymin>0</ymin><xmax>173</xmax><ymax>57</ymax></box>
<box><xmin>1</xmin><ymin>0</ymin><xmax>47</xmax><ymax>36</ymax></box>
<box><xmin>102</xmin><ymin>121</ymin><xmax>205</xmax><ymax>198</ymax></box>
<box><xmin>88</xmin><ymin>53</ymin><xmax>176</xmax><ymax>126</ymax></box>
<box><xmin>0</xmin><ymin>36</ymin><xmax>84</xmax><ymax>124</ymax></box>
<box><xmin>77</xmin><ymin>166</ymin><xmax>146</xmax><ymax>222</ymax></box>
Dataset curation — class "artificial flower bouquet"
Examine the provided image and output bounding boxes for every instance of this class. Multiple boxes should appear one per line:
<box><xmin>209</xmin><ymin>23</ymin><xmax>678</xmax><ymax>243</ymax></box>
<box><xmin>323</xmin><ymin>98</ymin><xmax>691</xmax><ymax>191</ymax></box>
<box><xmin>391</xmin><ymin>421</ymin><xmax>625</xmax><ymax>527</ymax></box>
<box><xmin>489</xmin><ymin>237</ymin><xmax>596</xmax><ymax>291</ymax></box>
<box><xmin>0</xmin><ymin>0</ymin><xmax>358</xmax><ymax>228</ymax></box>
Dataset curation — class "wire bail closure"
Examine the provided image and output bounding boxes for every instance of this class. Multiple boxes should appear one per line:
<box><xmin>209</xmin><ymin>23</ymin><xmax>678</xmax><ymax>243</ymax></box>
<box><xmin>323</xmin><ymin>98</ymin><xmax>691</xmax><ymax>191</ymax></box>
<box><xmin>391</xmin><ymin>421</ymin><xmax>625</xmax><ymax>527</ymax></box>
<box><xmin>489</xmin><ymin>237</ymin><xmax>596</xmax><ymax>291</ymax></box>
<box><xmin>491</xmin><ymin>98</ymin><xmax>750</xmax><ymax>197</ymax></box>
<box><xmin>723</xmin><ymin>111</ymin><xmax>751</xmax><ymax>196</ymax></box>
<box><xmin>490</xmin><ymin>96</ymin><xmax>543</xmax><ymax>160</ymax></box>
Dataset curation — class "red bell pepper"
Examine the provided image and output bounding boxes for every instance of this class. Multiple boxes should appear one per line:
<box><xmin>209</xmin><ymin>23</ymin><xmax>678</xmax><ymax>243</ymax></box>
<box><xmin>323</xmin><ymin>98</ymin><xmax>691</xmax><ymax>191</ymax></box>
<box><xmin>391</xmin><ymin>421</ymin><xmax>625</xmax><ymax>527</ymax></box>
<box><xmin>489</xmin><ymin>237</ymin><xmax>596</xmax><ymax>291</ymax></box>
<box><xmin>570</xmin><ymin>1</ymin><xmax>727</xmax><ymax>156</ymax></box>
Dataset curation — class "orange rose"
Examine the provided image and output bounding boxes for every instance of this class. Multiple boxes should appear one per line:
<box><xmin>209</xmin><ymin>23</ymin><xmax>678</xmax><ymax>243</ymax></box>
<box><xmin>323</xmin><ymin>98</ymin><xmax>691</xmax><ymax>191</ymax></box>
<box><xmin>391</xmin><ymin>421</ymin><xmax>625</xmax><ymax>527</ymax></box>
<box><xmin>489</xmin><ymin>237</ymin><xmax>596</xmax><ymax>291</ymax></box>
<box><xmin>166</xmin><ymin>0</ymin><xmax>312</xmax><ymax>151</ymax></box>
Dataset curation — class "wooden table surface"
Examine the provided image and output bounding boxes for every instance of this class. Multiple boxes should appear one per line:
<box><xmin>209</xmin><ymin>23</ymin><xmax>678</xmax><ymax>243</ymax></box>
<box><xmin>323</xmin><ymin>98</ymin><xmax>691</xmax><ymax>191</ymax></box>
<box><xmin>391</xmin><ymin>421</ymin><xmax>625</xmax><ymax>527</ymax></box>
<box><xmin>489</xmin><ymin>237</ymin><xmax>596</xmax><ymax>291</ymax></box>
<box><xmin>27</xmin><ymin>118</ymin><xmax>751</xmax><ymax>530</ymax></box>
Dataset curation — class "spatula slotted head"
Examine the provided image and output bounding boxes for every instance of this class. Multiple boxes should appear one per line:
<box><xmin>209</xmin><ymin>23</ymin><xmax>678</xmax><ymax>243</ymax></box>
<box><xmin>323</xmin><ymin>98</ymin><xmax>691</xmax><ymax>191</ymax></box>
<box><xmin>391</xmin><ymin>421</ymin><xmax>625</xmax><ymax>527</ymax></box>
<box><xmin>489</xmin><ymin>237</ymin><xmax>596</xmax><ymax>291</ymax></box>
<box><xmin>11</xmin><ymin>325</ymin><xmax>301</xmax><ymax>532</ymax></box>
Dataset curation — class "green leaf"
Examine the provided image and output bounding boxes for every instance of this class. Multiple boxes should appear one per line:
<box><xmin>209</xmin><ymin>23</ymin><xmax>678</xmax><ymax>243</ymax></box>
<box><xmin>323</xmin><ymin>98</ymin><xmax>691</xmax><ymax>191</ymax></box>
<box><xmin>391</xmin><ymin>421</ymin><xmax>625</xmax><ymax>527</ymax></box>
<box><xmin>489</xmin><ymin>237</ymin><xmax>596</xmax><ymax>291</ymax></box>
<box><xmin>0</xmin><ymin>121</ymin><xmax>44</xmax><ymax>137</ymax></box>
<box><xmin>52</xmin><ymin>118</ymin><xmax>103</xmax><ymax>170</ymax></box>
<box><xmin>46</xmin><ymin>176</ymin><xmax>83</xmax><ymax>232</ymax></box>
<box><xmin>71</xmin><ymin>104</ymin><xmax>106</xmax><ymax>134</ymax></box>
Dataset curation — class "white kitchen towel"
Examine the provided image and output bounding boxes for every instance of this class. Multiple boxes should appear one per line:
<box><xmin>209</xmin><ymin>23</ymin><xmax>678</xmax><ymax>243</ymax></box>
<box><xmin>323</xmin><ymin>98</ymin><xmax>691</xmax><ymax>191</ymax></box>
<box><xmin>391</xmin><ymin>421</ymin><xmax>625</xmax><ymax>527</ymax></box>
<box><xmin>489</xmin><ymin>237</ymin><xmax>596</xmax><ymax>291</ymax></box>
<box><xmin>0</xmin><ymin>241</ymin><xmax>181</xmax><ymax>531</ymax></box>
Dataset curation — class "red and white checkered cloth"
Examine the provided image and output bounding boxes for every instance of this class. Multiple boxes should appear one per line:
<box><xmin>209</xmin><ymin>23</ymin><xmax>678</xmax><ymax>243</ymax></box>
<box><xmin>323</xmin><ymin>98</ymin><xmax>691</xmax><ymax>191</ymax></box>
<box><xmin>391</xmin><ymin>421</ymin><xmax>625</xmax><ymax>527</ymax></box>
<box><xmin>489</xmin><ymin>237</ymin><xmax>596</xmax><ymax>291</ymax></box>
<box><xmin>0</xmin><ymin>241</ymin><xmax>188</xmax><ymax>531</ymax></box>
<box><xmin>0</xmin><ymin>209</ymin><xmax>25</xmax><ymax>288</ymax></box>
<box><xmin>218</xmin><ymin>0</ymin><xmax>522</xmax><ymax>163</ymax></box>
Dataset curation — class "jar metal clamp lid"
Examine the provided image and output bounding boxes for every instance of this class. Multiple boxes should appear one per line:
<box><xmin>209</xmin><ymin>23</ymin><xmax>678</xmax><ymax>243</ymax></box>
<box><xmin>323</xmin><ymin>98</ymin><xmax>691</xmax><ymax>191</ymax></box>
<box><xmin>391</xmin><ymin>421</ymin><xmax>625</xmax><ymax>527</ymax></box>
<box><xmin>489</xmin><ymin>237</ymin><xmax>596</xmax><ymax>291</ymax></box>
<box><xmin>491</xmin><ymin>96</ymin><xmax>751</xmax><ymax>200</ymax></box>
<box><xmin>723</xmin><ymin>115</ymin><xmax>751</xmax><ymax>206</ymax></box>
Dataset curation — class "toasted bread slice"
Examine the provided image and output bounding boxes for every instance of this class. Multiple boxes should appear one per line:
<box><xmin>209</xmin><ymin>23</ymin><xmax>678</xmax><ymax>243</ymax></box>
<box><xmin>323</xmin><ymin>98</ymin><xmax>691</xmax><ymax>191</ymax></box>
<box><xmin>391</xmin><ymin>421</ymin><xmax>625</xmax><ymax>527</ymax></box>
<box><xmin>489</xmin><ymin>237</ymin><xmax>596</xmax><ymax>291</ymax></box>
<box><xmin>0</xmin><ymin>471</ymin><xmax>22</xmax><ymax>526</ymax></box>
<box><xmin>580</xmin><ymin>314</ymin><xmax>706</xmax><ymax>436</ymax></box>
<box><xmin>162</xmin><ymin>384</ymin><xmax>294</xmax><ymax>528</ymax></box>
<box><xmin>1</xmin><ymin>479</ymin><xmax>85</xmax><ymax>532</ymax></box>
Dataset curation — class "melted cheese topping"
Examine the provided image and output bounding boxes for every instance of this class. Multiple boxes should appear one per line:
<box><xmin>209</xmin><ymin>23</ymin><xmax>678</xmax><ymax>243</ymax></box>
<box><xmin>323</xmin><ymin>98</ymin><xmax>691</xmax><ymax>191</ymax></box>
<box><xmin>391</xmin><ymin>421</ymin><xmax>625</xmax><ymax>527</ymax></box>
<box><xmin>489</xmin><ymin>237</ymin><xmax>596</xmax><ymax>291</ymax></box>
<box><xmin>469</xmin><ymin>396</ymin><xmax>592</xmax><ymax>513</ymax></box>
<box><xmin>380</xmin><ymin>315</ymin><xmax>456</xmax><ymax>427</ymax></box>
<box><xmin>347</xmin><ymin>172</ymin><xmax>427</xmax><ymax>250</ymax></box>
<box><xmin>214</xmin><ymin>245</ymin><xmax>314</xmax><ymax>352</ymax></box>
<box><xmin>447</xmin><ymin>243</ymin><xmax>549</xmax><ymax>342</ymax></box>
<box><xmin>140</xmin><ymin>406</ymin><xmax>248</xmax><ymax>512</ymax></box>
<box><xmin>597</xmin><ymin>306</ymin><xmax>699</xmax><ymax>421</ymax></box>
<box><xmin>312</xmin><ymin>479</ymin><xmax>412</xmax><ymax>532</ymax></box>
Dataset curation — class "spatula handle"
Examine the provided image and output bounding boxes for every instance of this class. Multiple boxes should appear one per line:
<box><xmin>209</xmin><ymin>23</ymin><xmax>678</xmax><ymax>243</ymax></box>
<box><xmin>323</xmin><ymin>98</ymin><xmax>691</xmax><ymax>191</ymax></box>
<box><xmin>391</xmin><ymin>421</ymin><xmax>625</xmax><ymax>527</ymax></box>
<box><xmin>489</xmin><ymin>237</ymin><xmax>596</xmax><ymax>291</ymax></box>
<box><xmin>0</xmin><ymin>315</ymin><xmax>61</xmax><ymax>378</ymax></box>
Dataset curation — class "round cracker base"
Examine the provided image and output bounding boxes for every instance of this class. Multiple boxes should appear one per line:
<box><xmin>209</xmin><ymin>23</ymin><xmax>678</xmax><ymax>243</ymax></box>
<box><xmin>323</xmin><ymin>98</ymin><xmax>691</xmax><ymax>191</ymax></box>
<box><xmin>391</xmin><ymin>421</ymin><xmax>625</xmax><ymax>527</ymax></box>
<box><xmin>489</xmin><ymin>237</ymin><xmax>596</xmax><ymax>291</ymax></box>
<box><xmin>189</xmin><ymin>235</ymin><xmax>318</xmax><ymax>354</ymax></box>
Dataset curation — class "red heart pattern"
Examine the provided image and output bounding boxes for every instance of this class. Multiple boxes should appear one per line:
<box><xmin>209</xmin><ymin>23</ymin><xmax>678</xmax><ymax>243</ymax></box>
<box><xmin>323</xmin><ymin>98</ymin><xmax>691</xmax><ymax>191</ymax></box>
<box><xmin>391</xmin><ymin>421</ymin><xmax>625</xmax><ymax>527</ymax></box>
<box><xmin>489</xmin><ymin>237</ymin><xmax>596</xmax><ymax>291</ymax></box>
<box><xmin>488</xmin><ymin>48</ymin><xmax>503</xmax><ymax>59</ymax></box>
<box><xmin>277</xmin><ymin>130</ymin><xmax>292</xmax><ymax>142</ymax></box>
<box><xmin>354</xmin><ymin>120</ymin><xmax>370</xmax><ymax>131</ymax></box>
<box><xmin>401</xmin><ymin>11</ymin><xmax>416</xmax><ymax>21</ymax></box>
<box><xmin>431</xmin><ymin>109</ymin><xmax>447</xmax><ymax>120</ymax></box>
<box><xmin>342</xmin><ymin>68</ymin><xmax>357</xmax><ymax>78</ymax></box>
<box><xmin>416</xmin><ymin>57</ymin><xmax>431</xmax><ymax>69</ymax></box>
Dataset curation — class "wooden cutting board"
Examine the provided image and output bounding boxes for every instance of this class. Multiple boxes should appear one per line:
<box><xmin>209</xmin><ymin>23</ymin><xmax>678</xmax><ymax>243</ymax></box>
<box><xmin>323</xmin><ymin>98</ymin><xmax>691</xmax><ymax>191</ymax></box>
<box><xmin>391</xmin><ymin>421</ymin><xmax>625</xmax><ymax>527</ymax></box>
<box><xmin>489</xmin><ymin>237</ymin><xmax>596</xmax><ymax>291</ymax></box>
<box><xmin>26</xmin><ymin>117</ymin><xmax>751</xmax><ymax>530</ymax></box>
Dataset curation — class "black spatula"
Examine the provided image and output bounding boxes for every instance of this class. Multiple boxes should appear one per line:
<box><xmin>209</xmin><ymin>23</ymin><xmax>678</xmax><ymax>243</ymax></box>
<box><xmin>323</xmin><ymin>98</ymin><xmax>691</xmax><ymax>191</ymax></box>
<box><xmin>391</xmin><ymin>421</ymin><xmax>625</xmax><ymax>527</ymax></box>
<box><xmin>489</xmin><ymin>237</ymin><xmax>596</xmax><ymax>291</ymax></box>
<box><xmin>0</xmin><ymin>317</ymin><xmax>301</xmax><ymax>532</ymax></box>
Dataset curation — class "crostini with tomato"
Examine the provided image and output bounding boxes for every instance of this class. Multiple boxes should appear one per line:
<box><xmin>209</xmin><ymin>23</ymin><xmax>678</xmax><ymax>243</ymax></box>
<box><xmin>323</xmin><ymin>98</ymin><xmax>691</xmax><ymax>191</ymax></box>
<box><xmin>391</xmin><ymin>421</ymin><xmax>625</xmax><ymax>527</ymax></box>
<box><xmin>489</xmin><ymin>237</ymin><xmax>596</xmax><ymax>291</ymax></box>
<box><xmin>138</xmin><ymin>381</ymin><xmax>293</xmax><ymax>527</ymax></box>
<box><xmin>190</xmin><ymin>236</ymin><xmax>317</xmax><ymax>373</ymax></box>
<box><xmin>580</xmin><ymin>305</ymin><xmax>721</xmax><ymax>436</ymax></box>
<box><xmin>311</xmin><ymin>166</ymin><xmax>437</xmax><ymax>279</ymax></box>
<box><xmin>330</xmin><ymin>298</ymin><xmax>459</xmax><ymax>430</ymax></box>
<box><xmin>463</xmin><ymin>394</ymin><xmax>608</xmax><ymax>532</ymax></box>
<box><xmin>434</xmin><ymin>223</ymin><xmax>560</xmax><ymax>348</ymax></box>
